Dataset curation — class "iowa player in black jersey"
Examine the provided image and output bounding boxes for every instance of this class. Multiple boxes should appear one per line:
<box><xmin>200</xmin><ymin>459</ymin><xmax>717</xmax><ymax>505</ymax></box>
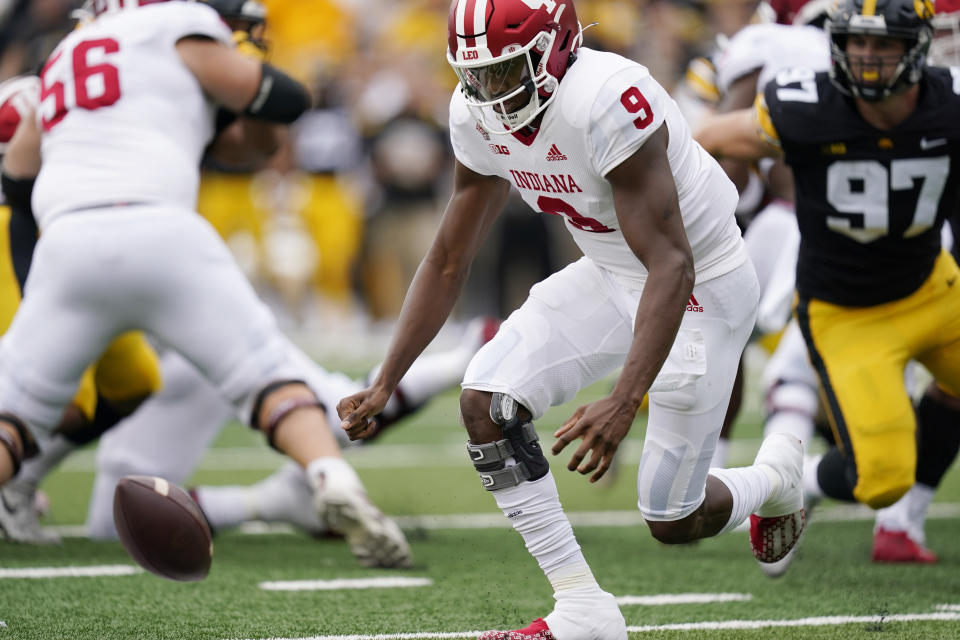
<box><xmin>697</xmin><ymin>0</ymin><xmax>960</xmax><ymax>564</ymax></box>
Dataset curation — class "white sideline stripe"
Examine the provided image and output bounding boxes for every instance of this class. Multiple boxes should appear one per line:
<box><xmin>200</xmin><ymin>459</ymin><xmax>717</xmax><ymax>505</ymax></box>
<box><xmin>224</xmin><ymin>611</ymin><xmax>960</xmax><ymax>640</ymax></box>
<box><xmin>259</xmin><ymin>577</ymin><xmax>433</xmax><ymax>591</ymax></box>
<box><xmin>0</xmin><ymin>565</ymin><xmax>142</xmax><ymax>579</ymax></box>
<box><xmin>627</xmin><ymin>611</ymin><xmax>960</xmax><ymax>632</ymax></box>
<box><xmin>937</xmin><ymin>604</ymin><xmax>960</xmax><ymax>612</ymax></box>
<box><xmin>617</xmin><ymin>593</ymin><xmax>752</xmax><ymax>606</ymax></box>
<box><xmin>49</xmin><ymin>502</ymin><xmax>960</xmax><ymax>538</ymax></box>
<box><xmin>230</xmin><ymin>634</ymin><xmax>478</xmax><ymax>640</ymax></box>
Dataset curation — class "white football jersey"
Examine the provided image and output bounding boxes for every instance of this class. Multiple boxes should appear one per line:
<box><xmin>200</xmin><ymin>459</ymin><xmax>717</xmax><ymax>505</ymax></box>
<box><xmin>715</xmin><ymin>23</ymin><xmax>830</xmax><ymax>94</ymax></box>
<box><xmin>32</xmin><ymin>2</ymin><xmax>232</xmax><ymax>228</ymax></box>
<box><xmin>450</xmin><ymin>47</ymin><xmax>745</xmax><ymax>287</ymax></box>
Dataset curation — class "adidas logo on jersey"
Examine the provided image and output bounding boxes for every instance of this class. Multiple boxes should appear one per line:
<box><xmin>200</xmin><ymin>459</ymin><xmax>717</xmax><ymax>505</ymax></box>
<box><xmin>545</xmin><ymin>144</ymin><xmax>567</xmax><ymax>161</ymax></box>
<box><xmin>686</xmin><ymin>294</ymin><xmax>703</xmax><ymax>312</ymax></box>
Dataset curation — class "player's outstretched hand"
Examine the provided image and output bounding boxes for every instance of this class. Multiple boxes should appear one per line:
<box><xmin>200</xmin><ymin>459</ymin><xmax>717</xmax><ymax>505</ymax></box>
<box><xmin>338</xmin><ymin>387</ymin><xmax>392</xmax><ymax>441</ymax></box>
<box><xmin>551</xmin><ymin>395</ymin><xmax>637</xmax><ymax>483</ymax></box>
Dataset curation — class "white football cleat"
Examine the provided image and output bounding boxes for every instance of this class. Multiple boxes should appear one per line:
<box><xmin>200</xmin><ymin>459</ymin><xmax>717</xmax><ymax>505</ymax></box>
<box><xmin>750</xmin><ymin>433</ymin><xmax>805</xmax><ymax>577</ymax></box>
<box><xmin>0</xmin><ymin>482</ymin><xmax>61</xmax><ymax>545</ymax></box>
<box><xmin>481</xmin><ymin>592</ymin><xmax>627</xmax><ymax>640</ymax></box>
<box><xmin>310</xmin><ymin>469</ymin><xmax>412</xmax><ymax>568</ymax></box>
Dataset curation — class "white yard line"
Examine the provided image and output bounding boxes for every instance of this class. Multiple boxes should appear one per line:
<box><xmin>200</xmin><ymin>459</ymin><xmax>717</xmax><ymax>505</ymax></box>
<box><xmin>626</xmin><ymin>611</ymin><xmax>960</xmax><ymax>632</ymax></box>
<box><xmin>0</xmin><ymin>564</ymin><xmax>142</xmax><ymax>579</ymax></box>
<box><xmin>617</xmin><ymin>593</ymin><xmax>752</xmax><ymax>606</ymax></box>
<box><xmin>224</xmin><ymin>610</ymin><xmax>960</xmax><ymax>640</ymax></box>
<box><xmin>259</xmin><ymin>577</ymin><xmax>433</xmax><ymax>591</ymax></box>
<box><xmin>49</xmin><ymin>502</ymin><xmax>960</xmax><ymax>538</ymax></box>
<box><xmin>55</xmin><ymin>439</ymin><xmax>772</xmax><ymax>472</ymax></box>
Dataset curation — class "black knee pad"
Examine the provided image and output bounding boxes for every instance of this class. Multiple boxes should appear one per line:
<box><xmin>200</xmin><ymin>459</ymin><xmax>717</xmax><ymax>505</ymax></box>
<box><xmin>466</xmin><ymin>393</ymin><xmax>549</xmax><ymax>491</ymax></box>
<box><xmin>817</xmin><ymin>446</ymin><xmax>857</xmax><ymax>502</ymax></box>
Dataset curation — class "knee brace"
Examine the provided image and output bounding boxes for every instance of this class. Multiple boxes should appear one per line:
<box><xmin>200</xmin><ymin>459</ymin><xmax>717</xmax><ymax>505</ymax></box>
<box><xmin>250</xmin><ymin>380</ymin><xmax>324</xmax><ymax>450</ymax></box>
<box><xmin>466</xmin><ymin>393</ymin><xmax>549</xmax><ymax>491</ymax></box>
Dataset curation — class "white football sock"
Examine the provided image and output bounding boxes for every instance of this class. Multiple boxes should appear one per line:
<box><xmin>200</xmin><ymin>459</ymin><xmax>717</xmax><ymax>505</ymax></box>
<box><xmin>305</xmin><ymin>456</ymin><xmax>362</xmax><ymax>490</ymax></box>
<box><xmin>763</xmin><ymin>412</ymin><xmax>815</xmax><ymax>447</ymax></box>
<box><xmin>193</xmin><ymin>485</ymin><xmax>254</xmax><ymax>530</ymax></box>
<box><xmin>708</xmin><ymin>466</ymin><xmax>773</xmax><ymax>535</ymax></box>
<box><xmin>709</xmin><ymin>437</ymin><xmax>730</xmax><ymax>469</ymax></box>
<box><xmin>14</xmin><ymin>434</ymin><xmax>76</xmax><ymax>489</ymax></box>
<box><xmin>906</xmin><ymin>483</ymin><xmax>935</xmax><ymax>545</ymax></box>
<box><xmin>876</xmin><ymin>483</ymin><xmax>934</xmax><ymax>544</ymax></box>
<box><xmin>196</xmin><ymin>463</ymin><xmax>326</xmax><ymax>533</ymax></box>
<box><xmin>802</xmin><ymin>453</ymin><xmax>825</xmax><ymax>502</ymax></box>
<box><xmin>491</xmin><ymin>471</ymin><xmax>602</xmax><ymax>594</ymax></box>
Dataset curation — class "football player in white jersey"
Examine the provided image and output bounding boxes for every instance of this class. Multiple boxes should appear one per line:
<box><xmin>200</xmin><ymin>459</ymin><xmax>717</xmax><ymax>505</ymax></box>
<box><xmin>84</xmin><ymin>318</ymin><xmax>500</xmax><ymax>539</ymax></box>
<box><xmin>0</xmin><ymin>0</ymin><xmax>412</xmax><ymax>570</ymax></box>
<box><xmin>338</xmin><ymin>1</ymin><xmax>806</xmax><ymax>637</ymax></box>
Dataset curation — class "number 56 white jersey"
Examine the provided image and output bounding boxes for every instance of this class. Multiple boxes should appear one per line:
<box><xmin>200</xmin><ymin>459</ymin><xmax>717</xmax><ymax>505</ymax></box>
<box><xmin>450</xmin><ymin>47</ymin><xmax>747</xmax><ymax>288</ymax></box>
<box><xmin>33</xmin><ymin>2</ymin><xmax>233</xmax><ymax>229</ymax></box>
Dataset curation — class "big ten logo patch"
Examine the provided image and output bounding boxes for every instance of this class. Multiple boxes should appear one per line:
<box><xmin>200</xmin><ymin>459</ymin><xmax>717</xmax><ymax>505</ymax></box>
<box><xmin>489</xmin><ymin>144</ymin><xmax>510</xmax><ymax>155</ymax></box>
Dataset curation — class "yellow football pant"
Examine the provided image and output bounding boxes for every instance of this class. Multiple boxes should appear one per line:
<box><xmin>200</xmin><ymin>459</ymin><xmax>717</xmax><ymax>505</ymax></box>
<box><xmin>797</xmin><ymin>250</ymin><xmax>960</xmax><ymax>508</ymax></box>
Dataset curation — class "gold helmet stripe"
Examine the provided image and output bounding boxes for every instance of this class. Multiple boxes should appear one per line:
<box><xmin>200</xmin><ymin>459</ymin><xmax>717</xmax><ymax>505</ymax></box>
<box><xmin>861</xmin><ymin>0</ymin><xmax>878</xmax><ymax>15</ymax></box>
<box><xmin>914</xmin><ymin>0</ymin><xmax>933</xmax><ymax>19</ymax></box>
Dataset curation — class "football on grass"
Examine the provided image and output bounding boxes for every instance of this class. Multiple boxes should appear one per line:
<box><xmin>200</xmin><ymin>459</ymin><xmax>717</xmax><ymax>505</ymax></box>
<box><xmin>113</xmin><ymin>475</ymin><xmax>212</xmax><ymax>582</ymax></box>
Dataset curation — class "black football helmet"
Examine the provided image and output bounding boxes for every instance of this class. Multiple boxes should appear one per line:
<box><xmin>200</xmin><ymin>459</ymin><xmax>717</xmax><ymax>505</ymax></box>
<box><xmin>196</xmin><ymin>0</ymin><xmax>265</xmax><ymax>25</ymax></box>
<box><xmin>826</xmin><ymin>0</ymin><xmax>933</xmax><ymax>101</ymax></box>
<box><xmin>196</xmin><ymin>0</ymin><xmax>267</xmax><ymax>52</ymax></box>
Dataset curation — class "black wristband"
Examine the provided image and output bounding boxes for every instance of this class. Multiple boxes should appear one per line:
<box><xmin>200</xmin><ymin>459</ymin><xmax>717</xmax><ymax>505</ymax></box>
<box><xmin>243</xmin><ymin>63</ymin><xmax>310</xmax><ymax>124</ymax></box>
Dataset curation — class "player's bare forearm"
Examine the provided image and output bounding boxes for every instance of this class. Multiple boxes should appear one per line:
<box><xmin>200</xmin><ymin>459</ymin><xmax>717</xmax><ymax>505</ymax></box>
<box><xmin>612</xmin><ymin>257</ymin><xmax>692</xmax><ymax>407</ymax></box>
<box><xmin>607</xmin><ymin>124</ymin><xmax>695</xmax><ymax>405</ymax></box>
<box><xmin>694</xmin><ymin>109</ymin><xmax>780</xmax><ymax>162</ymax></box>
<box><xmin>371</xmin><ymin>255</ymin><xmax>470</xmax><ymax>393</ymax></box>
<box><xmin>371</xmin><ymin>162</ymin><xmax>510</xmax><ymax>393</ymax></box>
<box><xmin>206</xmin><ymin>118</ymin><xmax>283</xmax><ymax>168</ymax></box>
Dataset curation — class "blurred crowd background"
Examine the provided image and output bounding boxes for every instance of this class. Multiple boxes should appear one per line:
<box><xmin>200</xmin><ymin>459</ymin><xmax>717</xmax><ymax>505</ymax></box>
<box><xmin>0</xmin><ymin>0</ymin><xmax>775</xmax><ymax>349</ymax></box>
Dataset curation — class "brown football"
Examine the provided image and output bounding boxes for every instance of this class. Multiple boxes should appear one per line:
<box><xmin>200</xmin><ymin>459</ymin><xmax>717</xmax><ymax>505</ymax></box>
<box><xmin>113</xmin><ymin>475</ymin><xmax>213</xmax><ymax>582</ymax></box>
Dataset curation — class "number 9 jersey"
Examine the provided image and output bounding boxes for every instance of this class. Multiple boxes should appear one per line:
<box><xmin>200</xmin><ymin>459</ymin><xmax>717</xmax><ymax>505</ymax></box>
<box><xmin>32</xmin><ymin>2</ymin><xmax>233</xmax><ymax>229</ymax></box>
<box><xmin>759</xmin><ymin>67</ymin><xmax>960</xmax><ymax>306</ymax></box>
<box><xmin>449</xmin><ymin>47</ymin><xmax>746</xmax><ymax>289</ymax></box>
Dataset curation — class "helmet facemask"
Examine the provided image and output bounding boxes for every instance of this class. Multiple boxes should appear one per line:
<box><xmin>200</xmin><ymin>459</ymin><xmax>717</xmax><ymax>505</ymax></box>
<box><xmin>449</xmin><ymin>30</ymin><xmax>563</xmax><ymax>134</ymax></box>
<box><xmin>827</xmin><ymin>13</ymin><xmax>932</xmax><ymax>101</ymax></box>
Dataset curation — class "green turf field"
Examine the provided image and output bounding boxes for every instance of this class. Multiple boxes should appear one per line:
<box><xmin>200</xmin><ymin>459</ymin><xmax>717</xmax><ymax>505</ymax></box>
<box><xmin>3</xmin><ymin>376</ymin><xmax>960</xmax><ymax>639</ymax></box>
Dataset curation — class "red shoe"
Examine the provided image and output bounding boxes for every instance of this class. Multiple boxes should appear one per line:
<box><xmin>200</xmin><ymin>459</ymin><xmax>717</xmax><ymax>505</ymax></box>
<box><xmin>750</xmin><ymin>510</ymin><xmax>805</xmax><ymax>578</ymax></box>
<box><xmin>872</xmin><ymin>527</ymin><xmax>937</xmax><ymax>564</ymax></box>
<box><xmin>479</xmin><ymin>618</ymin><xmax>556</xmax><ymax>640</ymax></box>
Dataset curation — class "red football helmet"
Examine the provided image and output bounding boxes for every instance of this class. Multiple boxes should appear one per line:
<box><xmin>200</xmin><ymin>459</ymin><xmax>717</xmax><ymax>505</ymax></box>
<box><xmin>447</xmin><ymin>0</ymin><xmax>582</xmax><ymax>134</ymax></box>
<box><xmin>81</xmin><ymin>0</ymin><xmax>172</xmax><ymax>18</ymax></box>
<box><xmin>931</xmin><ymin>0</ymin><xmax>960</xmax><ymax>66</ymax></box>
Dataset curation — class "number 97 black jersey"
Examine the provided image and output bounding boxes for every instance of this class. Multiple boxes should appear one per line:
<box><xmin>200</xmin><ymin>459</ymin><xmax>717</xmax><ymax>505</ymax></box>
<box><xmin>760</xmin><ymin>67</ymin><xmax>960</xmax><ymax>307</ymax></box>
